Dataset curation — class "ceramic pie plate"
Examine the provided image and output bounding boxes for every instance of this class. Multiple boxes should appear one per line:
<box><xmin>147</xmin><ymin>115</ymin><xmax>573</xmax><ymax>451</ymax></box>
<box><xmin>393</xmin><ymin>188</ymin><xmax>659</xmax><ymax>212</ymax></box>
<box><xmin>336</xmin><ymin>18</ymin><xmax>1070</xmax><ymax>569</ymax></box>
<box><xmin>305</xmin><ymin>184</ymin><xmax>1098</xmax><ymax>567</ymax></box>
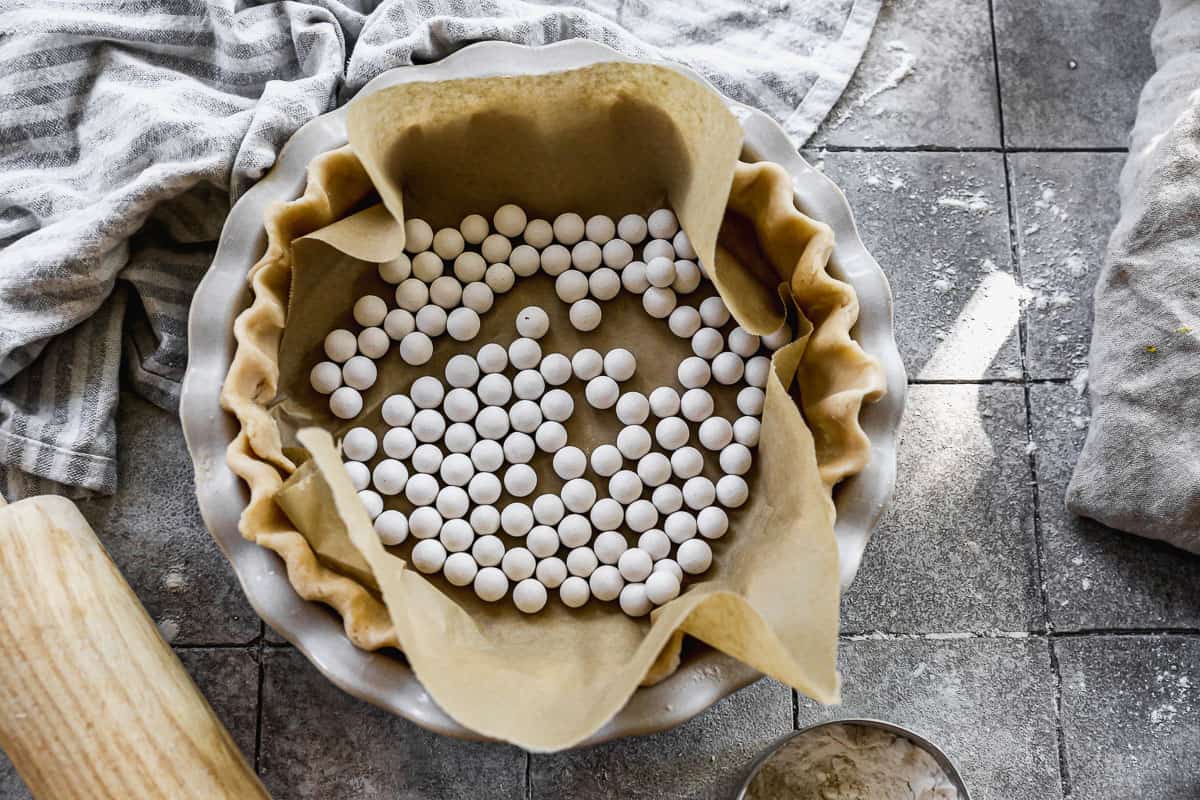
<box><xmin>179</xmin><ymin>40</ymin><xmax>907</xmax><ymax>745</ymax></box>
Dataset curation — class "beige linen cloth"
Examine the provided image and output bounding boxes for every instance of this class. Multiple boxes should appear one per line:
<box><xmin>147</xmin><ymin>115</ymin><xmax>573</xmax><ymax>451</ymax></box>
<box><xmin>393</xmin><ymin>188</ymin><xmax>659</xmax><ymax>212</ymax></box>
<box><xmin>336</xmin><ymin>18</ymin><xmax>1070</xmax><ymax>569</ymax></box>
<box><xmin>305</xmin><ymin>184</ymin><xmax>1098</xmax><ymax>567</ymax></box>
<box><xmin>221</xmin><ymin>62</ymin><xmax>885</xmax><ymax>750</ymax></box>
<box><xmin>1068</xmin><ymin>0</ymin><xmax>1200</xmax><ymax>552</ymax></box>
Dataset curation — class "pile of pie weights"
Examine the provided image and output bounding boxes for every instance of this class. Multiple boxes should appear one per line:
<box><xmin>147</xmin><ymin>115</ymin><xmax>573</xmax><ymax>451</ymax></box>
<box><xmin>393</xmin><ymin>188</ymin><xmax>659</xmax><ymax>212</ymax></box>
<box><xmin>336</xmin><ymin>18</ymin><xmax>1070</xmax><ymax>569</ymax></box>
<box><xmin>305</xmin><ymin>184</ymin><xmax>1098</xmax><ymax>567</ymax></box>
<box><xmin>310</xmin><ymin>205</ymin><xmax>790</xmax><ymax>617</ymax></box>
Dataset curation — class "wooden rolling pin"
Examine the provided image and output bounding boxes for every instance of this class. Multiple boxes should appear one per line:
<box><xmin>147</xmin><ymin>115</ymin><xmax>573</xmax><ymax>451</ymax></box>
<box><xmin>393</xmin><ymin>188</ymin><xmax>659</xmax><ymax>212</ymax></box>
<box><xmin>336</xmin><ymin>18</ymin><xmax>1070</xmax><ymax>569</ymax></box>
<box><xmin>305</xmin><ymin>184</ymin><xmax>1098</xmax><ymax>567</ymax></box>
<box><xmin>0</xmin><ymin>493</ymin><xmax>269</xmax><ymax>799</ymax></box>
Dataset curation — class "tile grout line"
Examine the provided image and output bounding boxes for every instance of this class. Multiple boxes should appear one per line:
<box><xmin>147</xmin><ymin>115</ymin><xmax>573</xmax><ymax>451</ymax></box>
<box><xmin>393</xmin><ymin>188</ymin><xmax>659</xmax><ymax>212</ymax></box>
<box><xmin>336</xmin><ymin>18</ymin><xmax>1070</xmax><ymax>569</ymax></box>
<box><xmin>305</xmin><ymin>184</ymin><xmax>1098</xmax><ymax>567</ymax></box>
<box><xmin>988</xmin><ymin>27</ymin><xmax>1050</xmax><ymax>640</ymax></box>
<box><xmin>1043</xmin><ymin>582</ymin><xmax>1074</xmax><ymax>798</ymax></box>
<box><xmin>1003</xmin><ymin>149</ymin><xmax>1050</xmax><ymax>628</ymax></box>
<box><xmin>812</xmin><ymin>144</ymin><xmax>1129</xmax><ymax>154</ymax></box>
<box><xmin>525</xmin><ymin>750</ymin><xmax>533</xmax><ymax>800</ymax></box>
<box><xmin>840</xmin><ymin>628</ymin><xmax>1200</xmax><ymax>640</ymax></box>
<box><xmin>984</xmin><ymin>1</ymin><xmax>1072</xmax><ymax>796</ymax></box>
<box><xmin>1011</xmin><ymin>102</ymin><xmax>1077</xmax><ymax>800</ymax></box>
<box><xmin>1054</xmin><ymin>627</ymin><xmax>1200</xmax><ymax>638</ymax></box>
<box><xmin>1044</xmin><ymin>637</ymin><xmax>1073</xmax><ymax>798</ymax></box>
<box><xmin>254</xmin><ymin>621</ymin><xmax>266</xmax><ymax>778</ymax></box>
<box><xmin>907</xmin><ymin>376</ymin><xmax>1071</xmax><ymax>386</ymax></box>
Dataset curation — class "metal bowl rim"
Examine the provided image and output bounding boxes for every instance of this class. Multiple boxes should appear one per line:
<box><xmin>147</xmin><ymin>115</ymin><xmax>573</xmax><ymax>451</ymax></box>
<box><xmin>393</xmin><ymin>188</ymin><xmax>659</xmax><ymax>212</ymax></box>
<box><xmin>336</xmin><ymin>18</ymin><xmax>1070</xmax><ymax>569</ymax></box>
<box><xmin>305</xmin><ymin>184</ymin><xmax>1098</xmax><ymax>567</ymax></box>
<box><xmin>735</xmin><ymin>717</ymin><xmax>971</xmax><ymax>800</ymax></box>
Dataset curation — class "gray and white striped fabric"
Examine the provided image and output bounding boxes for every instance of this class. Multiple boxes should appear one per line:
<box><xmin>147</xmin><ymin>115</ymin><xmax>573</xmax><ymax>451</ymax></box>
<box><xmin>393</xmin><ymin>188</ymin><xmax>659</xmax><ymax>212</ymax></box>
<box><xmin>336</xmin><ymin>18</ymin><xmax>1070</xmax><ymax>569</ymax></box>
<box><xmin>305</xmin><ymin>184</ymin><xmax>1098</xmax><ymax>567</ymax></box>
<box><xmin>0</xmin><ymin>0</ymin><xmax>878</xmax><ymax>499</ymax></box>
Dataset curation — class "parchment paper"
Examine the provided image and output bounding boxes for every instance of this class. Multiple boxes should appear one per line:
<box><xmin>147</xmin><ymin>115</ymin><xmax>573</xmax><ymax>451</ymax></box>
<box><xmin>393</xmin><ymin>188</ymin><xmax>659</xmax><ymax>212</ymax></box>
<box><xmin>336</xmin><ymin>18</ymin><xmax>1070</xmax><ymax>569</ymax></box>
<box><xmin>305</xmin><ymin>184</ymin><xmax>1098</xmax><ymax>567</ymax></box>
<box><xmin>222</xmin><ymin>63</ymin><xmax>885</xmax><ymax>750</ymax></box>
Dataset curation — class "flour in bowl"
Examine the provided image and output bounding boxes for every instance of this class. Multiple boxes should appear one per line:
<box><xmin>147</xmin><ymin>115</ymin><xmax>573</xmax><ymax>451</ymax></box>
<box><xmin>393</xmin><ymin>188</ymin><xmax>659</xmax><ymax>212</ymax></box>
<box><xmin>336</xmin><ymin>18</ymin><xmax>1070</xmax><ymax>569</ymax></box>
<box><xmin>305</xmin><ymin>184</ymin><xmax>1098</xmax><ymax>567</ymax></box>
<box><xmin>744</xmin><ymin>723</ymin><xmax>960</xmax><ymax>800</ymax></box>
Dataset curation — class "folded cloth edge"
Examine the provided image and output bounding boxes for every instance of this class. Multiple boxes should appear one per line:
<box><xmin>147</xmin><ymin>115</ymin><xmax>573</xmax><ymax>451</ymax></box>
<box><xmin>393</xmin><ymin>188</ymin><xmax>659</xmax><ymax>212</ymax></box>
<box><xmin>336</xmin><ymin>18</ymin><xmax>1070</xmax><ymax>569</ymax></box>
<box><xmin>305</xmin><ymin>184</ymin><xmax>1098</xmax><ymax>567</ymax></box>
<box><xmin>1066</xmin><ymin>0</ymin><xmax>1200</xmax><ymax>553</ymax></box>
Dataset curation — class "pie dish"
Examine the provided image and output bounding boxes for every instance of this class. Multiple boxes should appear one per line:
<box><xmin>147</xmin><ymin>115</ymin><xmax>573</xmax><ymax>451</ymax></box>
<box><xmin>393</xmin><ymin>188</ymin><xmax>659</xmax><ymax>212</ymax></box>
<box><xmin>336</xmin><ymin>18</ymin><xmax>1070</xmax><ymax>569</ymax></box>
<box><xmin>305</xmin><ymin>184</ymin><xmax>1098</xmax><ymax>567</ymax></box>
<box><xmin>180</xmin><ymin>41</ymin><xmax>906</xmax><ymax>746</ymax></box>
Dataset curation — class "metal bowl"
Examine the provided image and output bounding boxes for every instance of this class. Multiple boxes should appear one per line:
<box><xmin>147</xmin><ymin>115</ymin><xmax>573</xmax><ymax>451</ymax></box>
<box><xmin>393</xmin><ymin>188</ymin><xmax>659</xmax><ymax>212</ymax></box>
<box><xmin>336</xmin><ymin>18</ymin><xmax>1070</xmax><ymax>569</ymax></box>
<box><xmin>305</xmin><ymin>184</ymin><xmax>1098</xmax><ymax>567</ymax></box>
<box><xmin>179</xmin><ymin>39</ymin><xmax>907</xmax><ymax>745</ymax></box>
<box><xmin>736</xmin><ymin>719</ymin><xmax>971</xmax><ymax>799</ymax></box>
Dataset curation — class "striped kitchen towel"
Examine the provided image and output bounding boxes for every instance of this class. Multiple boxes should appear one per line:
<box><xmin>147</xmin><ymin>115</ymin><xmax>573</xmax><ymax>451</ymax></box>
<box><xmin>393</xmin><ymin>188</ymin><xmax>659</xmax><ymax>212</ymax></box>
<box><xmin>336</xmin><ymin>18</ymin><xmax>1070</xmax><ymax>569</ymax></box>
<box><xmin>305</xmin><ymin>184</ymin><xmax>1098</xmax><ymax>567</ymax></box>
<box><xmin>0</xmin><ymin>0</ymin><xmax>879</xmax><ymax>498</ymax></box>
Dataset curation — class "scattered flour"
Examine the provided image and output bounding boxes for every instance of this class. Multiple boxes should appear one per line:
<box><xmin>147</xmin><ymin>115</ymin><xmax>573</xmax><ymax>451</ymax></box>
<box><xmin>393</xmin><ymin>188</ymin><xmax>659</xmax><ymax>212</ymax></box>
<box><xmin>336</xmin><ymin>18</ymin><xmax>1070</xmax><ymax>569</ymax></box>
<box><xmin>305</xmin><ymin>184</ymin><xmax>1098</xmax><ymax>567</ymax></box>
<box><xmin>1149</xmin><ymin>664</ymin><xmax>1193</xmax><ymax>728</ymax></box>
<box><xmin>936</xmin><ymin>193</ymin><xmax>992</xmax><ymax>214</ymax></box>
<box><xmin>1033</xmin><ymin>184</ymin><xmax>1070</xmax><ymax>222</ymax></box>
<box><xmin>830</xmin><ymin>40</ymin><xmax>917</xmax><ymax>127</ymax></box>
<box><xmin>156</xmin><ymin>617</ymin><xmax>181</xmax><ymax>643</ymax></box>
<box><xmin>863</xmin><ymin>165</ymin><xmax>910</xmax><ymax>193</ymax></box>
<box><xmin>859</xmin><ymin>41</ymin><xmax>918</xmax><ymax>106</ymax></box>
<box><xmin>1014</xmin><ymin>178</ymin><xmax>1090</xmax><ymax>370</ymax></box>
<box><xmin>1022</xmin><ymin>278</ymin><xmax>1076</xmax><ymax>312</ymax></box>
<box><xmin>1048</xmin><ymin>289</ymin><xmax>1075</xmax><ymax>308</ymax></box>
<box><xmin>1150</xmin><ymin>705</ymin><xmax>1178</xmax><ymax>727</ymax></box>
<box><xmin>1065</xmin><ymin>253</ymin><xmax>1087</xmax><ymax>277</ymax></box>
<box><xmin>1071</xmin><ymin>368</ymin><xmax>1089</xmax><ymax>396</ymax></box>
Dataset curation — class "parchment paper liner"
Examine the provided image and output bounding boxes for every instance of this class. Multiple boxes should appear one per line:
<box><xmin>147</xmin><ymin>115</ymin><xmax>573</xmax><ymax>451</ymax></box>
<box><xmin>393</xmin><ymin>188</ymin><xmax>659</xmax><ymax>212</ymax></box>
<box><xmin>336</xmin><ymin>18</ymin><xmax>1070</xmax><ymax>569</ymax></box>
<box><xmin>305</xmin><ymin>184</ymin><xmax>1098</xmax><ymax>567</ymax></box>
<box><xmin>221</xmin><ymin>63</ymin><xmax>885</xmax><ymax>750</ymax></box>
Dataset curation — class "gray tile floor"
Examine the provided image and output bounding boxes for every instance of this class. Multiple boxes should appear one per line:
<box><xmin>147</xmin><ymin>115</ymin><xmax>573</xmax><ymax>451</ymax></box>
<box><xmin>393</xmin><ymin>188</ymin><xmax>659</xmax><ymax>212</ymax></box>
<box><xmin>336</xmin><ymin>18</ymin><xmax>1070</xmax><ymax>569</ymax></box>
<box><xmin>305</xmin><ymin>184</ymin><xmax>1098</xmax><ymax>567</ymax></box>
<box><xmin>4</xmin><ymin>1</ymin><xmax>1197</xmax><ymax>798</ymax></box>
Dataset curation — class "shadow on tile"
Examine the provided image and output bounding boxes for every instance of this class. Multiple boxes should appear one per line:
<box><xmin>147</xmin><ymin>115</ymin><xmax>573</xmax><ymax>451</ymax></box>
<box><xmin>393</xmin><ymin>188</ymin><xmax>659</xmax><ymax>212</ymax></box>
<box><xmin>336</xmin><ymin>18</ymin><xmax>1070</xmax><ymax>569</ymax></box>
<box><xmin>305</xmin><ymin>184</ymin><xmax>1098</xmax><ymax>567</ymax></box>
<box><xmin>176</xmin><ymin>647</ymin><xmax>260</xmax><ymax>763</ymax></box>
<box><xmin>994</xmin><ymin>0</ymin><xmax>1156</xmax><ymax>148</ymax></box>
<box><xmin>1009</xmin><ymin>152</ymin><xmax>1125</xmax><ymax>379</ymax></box>
<box><xmin>808</xmin><ymin>151</ymin><xmax>1021</xmax><ymax>381</ymax></box>
<box><xmin>259</xmin><ymin>649</ymin><xmax>525</xmax><ymax>799</ymax></box>
<box><xmin>799</xmin><ymin>637</ymin><xmax>1063</xmax><ymax>800</ymax></box>
<box><xmin>0</xmin><ymin>647</ymin><xmax>258</xmax><ymax>800</ymax></box>
<box><xmin>841</xmin><ymin>384</ymin><xmax>1040</xmax><ymax>633</ymax></box>
<box><xmin>1030</xmin><ymin>385</ymin><xmax>1200</xmax><ymax>630</ymax></box>
<box><xmin>1056</xmin><ymin>635</ymin><xmax>1200</xmax><ymax>800</ymax></box>
<box><xmin>530</xmin><ymin>678</ymin><xmax>791</xmax><ymax>800</ymax></box>
<box><xmin>0</xmin><ymin>754</ymin><xmax>28</xmax><ymax>799</ymax></box>
<box><xmin>76</xmin><ymin>392</ymin><xmax>258</xmax><ymax>646</ymax></box>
